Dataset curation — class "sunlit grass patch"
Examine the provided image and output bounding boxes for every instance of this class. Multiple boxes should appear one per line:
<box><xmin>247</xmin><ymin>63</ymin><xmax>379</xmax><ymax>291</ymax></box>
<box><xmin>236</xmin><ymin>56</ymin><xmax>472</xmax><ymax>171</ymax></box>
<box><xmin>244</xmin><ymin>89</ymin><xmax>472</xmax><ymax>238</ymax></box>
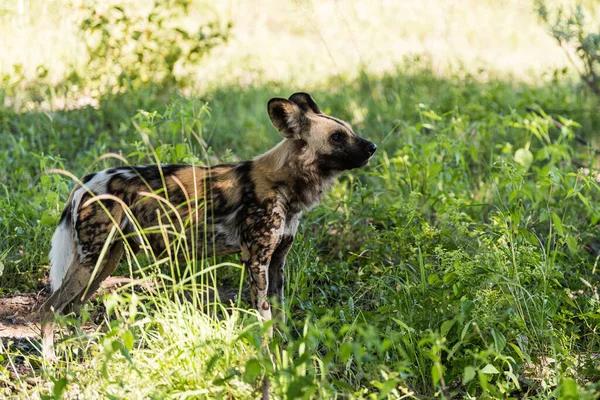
<box><xmin>72</xmin><ymin>296</ymin><xmax>259</xmax><ymax>399</ymax></box>
<box><xmin>1</xmin><ymin>292</ymin><xmax>262</xmax><ymax>399</ymax></box>
<box><xmin>1</xmin><ymin>111</ymin><xmax>265</xmax><ymax>397</ymax></box>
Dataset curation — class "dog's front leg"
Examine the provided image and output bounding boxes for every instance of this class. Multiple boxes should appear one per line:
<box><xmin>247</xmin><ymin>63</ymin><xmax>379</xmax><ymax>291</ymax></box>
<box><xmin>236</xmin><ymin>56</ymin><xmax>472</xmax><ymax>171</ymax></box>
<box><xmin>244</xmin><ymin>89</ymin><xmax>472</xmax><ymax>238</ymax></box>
<box><xmin>242</xmin><ymin>242</ymin><xmax>278</xmax><ymax>324</ymax></box>
<box><xmin>240</xmin><ymin>206</ymin><xmax>285</xmax><ymax>325</ymax></box>
<box><xmin>268</xmin><ymin>235</ymin><xmax>294</xmax><ymax>325</ymax></box>
<box><xmin>241</xmin><ymin>231</ymin><xmax>282</xmax><ymax>400</ymax></box>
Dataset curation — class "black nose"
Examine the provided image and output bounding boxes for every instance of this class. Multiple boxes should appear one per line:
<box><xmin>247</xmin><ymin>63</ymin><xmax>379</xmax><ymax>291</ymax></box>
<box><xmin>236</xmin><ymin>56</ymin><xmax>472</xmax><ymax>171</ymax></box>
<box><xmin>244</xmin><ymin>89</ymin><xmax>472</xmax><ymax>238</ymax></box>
<box><xmin>367</xmin><ymin>141</ymin><xmax>377</xmax><ymax>155</ymax></box>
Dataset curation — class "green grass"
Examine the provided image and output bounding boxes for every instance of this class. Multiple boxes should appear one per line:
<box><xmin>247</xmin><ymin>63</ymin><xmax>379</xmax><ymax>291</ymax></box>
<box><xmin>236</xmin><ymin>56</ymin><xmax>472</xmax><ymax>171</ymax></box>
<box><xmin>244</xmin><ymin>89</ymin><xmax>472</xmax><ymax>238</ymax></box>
<box><xmin>2</xmin><ymin>0</ymin><xmax>600</xmax><ymax>398</ymax></box>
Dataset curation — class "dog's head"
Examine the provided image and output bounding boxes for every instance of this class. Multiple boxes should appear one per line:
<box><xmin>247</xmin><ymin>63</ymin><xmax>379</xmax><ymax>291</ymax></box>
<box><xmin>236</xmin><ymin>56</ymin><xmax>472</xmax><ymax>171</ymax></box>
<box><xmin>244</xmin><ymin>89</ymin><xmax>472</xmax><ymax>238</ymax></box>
<box><xmin>267</xmin><ymin>92</ymin><xmax>376</xmax><ymax>172</ymax></box>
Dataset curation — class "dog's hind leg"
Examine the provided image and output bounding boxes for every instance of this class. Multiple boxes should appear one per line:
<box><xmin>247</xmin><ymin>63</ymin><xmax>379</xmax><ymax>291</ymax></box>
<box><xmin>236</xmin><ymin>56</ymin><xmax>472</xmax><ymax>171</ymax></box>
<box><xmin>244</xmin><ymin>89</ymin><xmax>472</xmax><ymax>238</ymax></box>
<box><xmin>41</xmin><ymin>240</ymin><xmax>126</xmax><ymax>359</ymax></box>
<box><xmin>66</xmin><ymin>239</ymin><xmax>127</xmax><ymax>318</ymax></box>
<box><xmin>41</xmin><ymin>200</ymin><xmax>124</xmax><ymax>360</ymax></box>
<box><xmin>40</xmin><ymin>261</ymin><xmax>95</xmax><ymax>360</ymax></box>
<box><xmin>70</xmin><ymin>240</ymin><xmax>126</xmax><ymax>308</ymax></box>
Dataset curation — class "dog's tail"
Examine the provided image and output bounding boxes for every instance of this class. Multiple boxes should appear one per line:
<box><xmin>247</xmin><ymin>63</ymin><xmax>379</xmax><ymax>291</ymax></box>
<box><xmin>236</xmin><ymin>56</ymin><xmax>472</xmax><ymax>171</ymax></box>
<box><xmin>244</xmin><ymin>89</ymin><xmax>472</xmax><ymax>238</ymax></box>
<box><xmin>49</xmin><ymin>181</ymin><xmax>89</xmax><ymax>293</ymax></box>
<box><xmin>49</xmin><ymin>205</ymin><xmax>77</xmax><ymax>293</ymax></box>
<box><xmin>49</xmin><ymin>170</ymin><xmax>121</xmax><ymax>292</ymax></box>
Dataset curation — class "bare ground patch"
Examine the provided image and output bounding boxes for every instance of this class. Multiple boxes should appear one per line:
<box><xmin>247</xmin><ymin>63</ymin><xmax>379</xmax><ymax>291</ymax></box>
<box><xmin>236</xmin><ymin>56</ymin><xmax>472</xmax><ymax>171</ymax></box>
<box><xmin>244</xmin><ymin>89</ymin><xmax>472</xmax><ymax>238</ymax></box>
<box><xmin>0</xmin><ymin>277</ymin><xmax>151</xmax><ymax>342</ymax></box>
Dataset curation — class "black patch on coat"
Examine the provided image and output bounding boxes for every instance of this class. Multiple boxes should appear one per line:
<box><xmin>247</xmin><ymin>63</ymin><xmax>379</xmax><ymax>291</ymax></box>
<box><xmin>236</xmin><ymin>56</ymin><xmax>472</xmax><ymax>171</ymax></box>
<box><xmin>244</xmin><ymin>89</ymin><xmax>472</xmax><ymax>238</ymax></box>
<box><xmin>81</xmin><ymin>173</ymin><xmax>97</xmax><ymax>185</ymax></box>
<box><xmin>106</xmin><ymin>165</ymin><xmax>192</xmax><ymax>206</ymax></box>
<box><xmin>207</xmin><ymin>183</ymin><xmax>236</xmax><ymax>217</ymax></box>
<box><xmin>235</xmin><ymin>161</ymin><xmax>256</xmax><ymax>203</ymax></box>
<box><xmin>329</xmin><ymin>130</ymin><xmax>348</xmax><ymax>147</ymax></box>
<box><xmin>106</xmin><ymin>176</ymin><xmax>135</xmax><ymax>206</ymax></box>
<box><xmin>59</xmin><ymin>203</ymin><xmax>72</xmax><ymax>225</ymax></box>
<box><xmin>117</xmin><ymin>165</ymin><xmax>188</xmax><ymax>188</ymax></box>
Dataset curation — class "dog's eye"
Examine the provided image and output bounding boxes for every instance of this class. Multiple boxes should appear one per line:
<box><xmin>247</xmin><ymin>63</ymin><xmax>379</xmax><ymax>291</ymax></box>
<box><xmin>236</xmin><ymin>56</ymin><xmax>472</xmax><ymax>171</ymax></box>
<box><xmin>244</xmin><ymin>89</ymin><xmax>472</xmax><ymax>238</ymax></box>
<box><xmin>330</xmin><ymin>131</ymin><xmax>345</xmax><ymax>142</ymax></box>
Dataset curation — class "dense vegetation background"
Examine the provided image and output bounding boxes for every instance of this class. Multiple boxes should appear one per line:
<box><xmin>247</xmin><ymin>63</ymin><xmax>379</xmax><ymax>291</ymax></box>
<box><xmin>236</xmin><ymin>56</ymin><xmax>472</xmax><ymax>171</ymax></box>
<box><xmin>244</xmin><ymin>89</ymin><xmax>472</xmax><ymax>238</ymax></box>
<box><xmin>1</xmin><ymin>0</ymin><xmax>599</xmax><ymax>398</ymax></box>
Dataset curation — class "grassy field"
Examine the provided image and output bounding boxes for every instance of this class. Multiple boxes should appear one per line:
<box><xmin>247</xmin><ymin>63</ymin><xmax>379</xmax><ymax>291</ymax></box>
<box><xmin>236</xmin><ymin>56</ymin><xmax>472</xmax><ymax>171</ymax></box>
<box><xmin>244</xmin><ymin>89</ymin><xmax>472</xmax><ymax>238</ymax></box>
<box><xmin>1</xmin><ymin>0</ymin><xmax>600</xmax><ymax>398</ymax></box>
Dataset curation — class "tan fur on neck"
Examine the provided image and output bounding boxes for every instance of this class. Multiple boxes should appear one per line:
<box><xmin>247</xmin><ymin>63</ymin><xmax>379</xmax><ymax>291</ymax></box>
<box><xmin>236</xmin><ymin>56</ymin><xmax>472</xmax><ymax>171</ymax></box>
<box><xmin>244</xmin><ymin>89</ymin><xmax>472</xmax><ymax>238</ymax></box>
<box><xmin>252</xmin><ymin>138</ymin><xmax>337</xmax><ymax>209</ymax></box>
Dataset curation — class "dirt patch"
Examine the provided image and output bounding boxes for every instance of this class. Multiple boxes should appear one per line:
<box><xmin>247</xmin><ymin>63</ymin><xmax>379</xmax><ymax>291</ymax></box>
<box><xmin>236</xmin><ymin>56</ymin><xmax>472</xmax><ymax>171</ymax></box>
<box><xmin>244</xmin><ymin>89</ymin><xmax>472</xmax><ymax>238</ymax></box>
<box><xmin>0</xmin><ymin>276</ymin><xmax>242</xmax><ymax>342</ymax></box>
<box><xmin>0</xmin><ymin>277</ymin><xmax>154</xmax><ymax>341</ymax></box>
<box><xmin>0</xmin><ymin>293</ymin><xmax>44</xmax><ymax>339</ymax></box>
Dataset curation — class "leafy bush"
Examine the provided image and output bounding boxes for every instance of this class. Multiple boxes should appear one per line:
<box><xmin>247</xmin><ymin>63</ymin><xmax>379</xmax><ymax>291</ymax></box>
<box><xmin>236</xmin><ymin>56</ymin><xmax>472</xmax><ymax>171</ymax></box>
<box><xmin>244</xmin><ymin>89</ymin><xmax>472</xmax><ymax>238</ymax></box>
<box><xmin>536</xmin><ymin>0</ymin><xmax>600</xmax><ymax>97</ymax></box>
<box><xmin>77</xmin><ymin>0</ymin><xmax>230</xmax><ymax>91</ymax></box>
<box><xmin>0</xmin><ymin>0</ymin><xmax>230</xmax><ymax>108</ymax></box>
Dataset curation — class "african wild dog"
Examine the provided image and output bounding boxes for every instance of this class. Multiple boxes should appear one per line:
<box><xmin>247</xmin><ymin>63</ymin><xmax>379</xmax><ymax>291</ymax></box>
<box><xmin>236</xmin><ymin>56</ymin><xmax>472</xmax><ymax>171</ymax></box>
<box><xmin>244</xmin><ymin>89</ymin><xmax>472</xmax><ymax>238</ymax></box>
<box><xmin>40</xmin><ymin>92</ymin><xmax>376</xmax><ymax>359</ymax></box>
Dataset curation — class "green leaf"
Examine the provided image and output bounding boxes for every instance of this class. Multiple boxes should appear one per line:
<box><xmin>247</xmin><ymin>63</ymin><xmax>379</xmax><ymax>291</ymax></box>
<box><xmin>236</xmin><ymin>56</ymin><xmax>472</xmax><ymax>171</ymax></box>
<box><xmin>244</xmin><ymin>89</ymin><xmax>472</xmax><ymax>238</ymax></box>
<box><xmin>461</xmin><ymin>320</ymin><xmax>474</xmax><ymax>340</ymax></box>
<box><xmin>508</xmin><ymin>343</ymin><xmax>526</xmax><ymax>362</ymax></box>
<box><xmin>123</xmin><ymin>330</ymin><xmax>134</xmax><ymax>351</ymax></box>
<box><xmin>339</xmin><ymin>342</ymin><xmax>353</xmax><ymax>362</ymax></box>
<box><xmin>505</xmin><ymin>370</ymin><xmax>521</xmax><ymax>389</ymax></box>
<box><xmin>422</xmin><ymin>110</ymin><xmax>443</xmax><ymax>120</ymax></box>
<box><xmin>514</xmin><ymin>146</ymin><xmax>533</xmax><ymax>170</ymax></box>
<box><xmin>431</xmin><ymin>363</ymin><xmax>444</xmax><ymax>386</ymax></box>
<box><xmin>478</xmin><ymin>370</ymin><xmax>490</xmax><ymax>391</ymax></box>
<box><xmin>440</xmin><ymin>319</ymin><xmax>455</xmax><ymax>338</ymax></box>
<box><xmin>378</xmin><ymin>379</ymin><xmax>399</xmax><ymax>399</ymax></box>
<box><xmin>392</xmin><ymin>318</ymin><xmax>415</xmax><ymax>333</ymax></box>
<box><xmin>460</xmin><ymin>300</ymin><xmax>473</xmax><ymax>314</ymax></box>
<box><xmin>491</xmin><ymin>328</ymin><xmax>506</xmax><ymax>352</ymax></box>
<box><xmin>560</xmin><ymin>377</ymin><xmax>579</xmax><ymax>400</ymax></box>
<box><xmin>551</xmin><ymin>211</ymin><xmax>564</xmax><ymax>237</ymax></box>
<box><xmin>52</xmin><ymin>377</ymin><xmax>68</xmax><ymax>397</ymax></box>
<box><xmin>480</xmin><ymin>364</ymin><xmax>500</xmax><ymax>374</ymax></box>
<box><xmin>576</xmin><ymin>192</ymin><xmax>591</xmax><ymax>209</ymax></box>
<box><xmin>41</xmin><ymin>211</ymin><xmax>56</xmax><ymax>226</ymax></box>
<box><xmin>243</xmin><ymin>359</ymin><xmax>263</xmax><ymax>383</ymax></box>
<box><xmin>205</xmin><ymin>350</ymin><xmax>223</xmax><ymax>375</ymax></box>
<box><xmin>427</xmin><ymin>273</ymin><xmax>440</xmax><ymax>285</ymax></box>
<box><xmin>566</xmin><ymin>236</ymin><xmax>578</xmax><ymax>254</ymax></box>
<box><xmin>463</xmin><ymin>366</ymin><xmax>476</xmax><ymax>383</ymax></box>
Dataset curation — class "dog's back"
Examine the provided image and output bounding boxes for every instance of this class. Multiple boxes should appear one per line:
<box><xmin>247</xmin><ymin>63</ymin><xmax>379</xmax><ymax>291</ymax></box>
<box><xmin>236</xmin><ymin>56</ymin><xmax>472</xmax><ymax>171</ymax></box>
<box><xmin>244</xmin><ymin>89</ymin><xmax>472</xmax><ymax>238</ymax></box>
<box><xmin>48</xmin><ymin>163</ymin><xmax>254</xmax><ymax>292</ymax></box>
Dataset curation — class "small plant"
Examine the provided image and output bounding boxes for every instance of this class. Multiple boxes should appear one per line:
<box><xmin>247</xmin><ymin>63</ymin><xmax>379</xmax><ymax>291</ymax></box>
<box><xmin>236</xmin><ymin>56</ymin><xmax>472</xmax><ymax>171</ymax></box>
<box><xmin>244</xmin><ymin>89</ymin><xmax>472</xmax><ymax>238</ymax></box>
<box><xmin>536</xmin><ymin>0</ymin><xmax>600</xmax><ymax>97</ymax></box>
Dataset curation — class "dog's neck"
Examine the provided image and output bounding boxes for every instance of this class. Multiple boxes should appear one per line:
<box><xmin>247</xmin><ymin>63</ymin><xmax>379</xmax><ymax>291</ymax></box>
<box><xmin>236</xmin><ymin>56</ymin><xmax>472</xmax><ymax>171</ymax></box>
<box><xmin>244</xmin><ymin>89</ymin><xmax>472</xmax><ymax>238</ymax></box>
<box><xmin>253</xmin><ymin>139</ymin><xmax>339</xmax><ymax>211</ymax></box>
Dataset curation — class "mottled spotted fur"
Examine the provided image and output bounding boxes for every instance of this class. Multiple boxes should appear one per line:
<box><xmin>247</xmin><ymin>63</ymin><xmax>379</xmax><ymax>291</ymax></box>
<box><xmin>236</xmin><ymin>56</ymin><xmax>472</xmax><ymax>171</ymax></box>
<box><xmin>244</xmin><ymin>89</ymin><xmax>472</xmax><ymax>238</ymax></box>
<box><xmin>40</xmin><ymin>92</ymin><xmax>376</xmax><ymax>360</ymax></box>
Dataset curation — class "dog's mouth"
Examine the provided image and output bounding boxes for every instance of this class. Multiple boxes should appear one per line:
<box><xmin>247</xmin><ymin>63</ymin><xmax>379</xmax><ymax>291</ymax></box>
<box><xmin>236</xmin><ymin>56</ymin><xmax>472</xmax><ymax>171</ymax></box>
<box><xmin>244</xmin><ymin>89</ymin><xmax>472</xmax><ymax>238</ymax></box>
<box><xmin>359</xmin><ymin>154</ymin><xmax>375</xmax><ymax>167</ymax></box>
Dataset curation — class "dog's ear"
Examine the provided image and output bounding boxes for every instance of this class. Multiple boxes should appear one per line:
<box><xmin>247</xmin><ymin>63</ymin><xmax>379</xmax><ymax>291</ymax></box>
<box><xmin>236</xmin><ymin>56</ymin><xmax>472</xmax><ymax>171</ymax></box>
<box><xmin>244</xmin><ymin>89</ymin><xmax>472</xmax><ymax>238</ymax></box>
<box><xmin>267</xmin><ymin>98</ymin><xmax>308</xmax><ymax>138</ymax></box>
<box><xmin>288</xmin><ymin>92</ymin><xmax>322</xmax><ymax>114</ymax></box>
